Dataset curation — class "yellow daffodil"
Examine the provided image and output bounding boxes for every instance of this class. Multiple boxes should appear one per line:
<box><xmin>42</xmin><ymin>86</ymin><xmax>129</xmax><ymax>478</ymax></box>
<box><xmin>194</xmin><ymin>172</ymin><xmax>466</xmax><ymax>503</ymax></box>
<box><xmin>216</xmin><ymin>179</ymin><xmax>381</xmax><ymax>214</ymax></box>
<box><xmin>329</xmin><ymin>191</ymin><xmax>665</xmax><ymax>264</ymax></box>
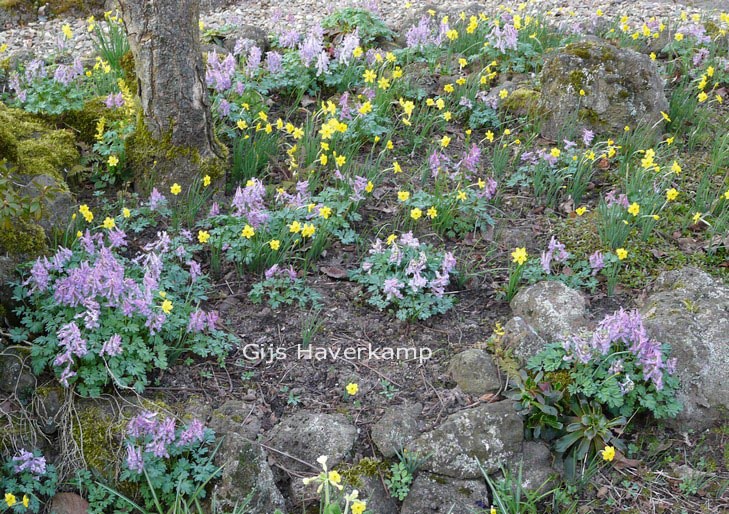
<box><xmin>346</xmin><ymin>382</ymin><xmax>358</xmax><ymax>395</ymax></box>
<box><xmin>511</xmin><ymin>247</ymin><xmax>528</xmax><ymax>265</ymax></box>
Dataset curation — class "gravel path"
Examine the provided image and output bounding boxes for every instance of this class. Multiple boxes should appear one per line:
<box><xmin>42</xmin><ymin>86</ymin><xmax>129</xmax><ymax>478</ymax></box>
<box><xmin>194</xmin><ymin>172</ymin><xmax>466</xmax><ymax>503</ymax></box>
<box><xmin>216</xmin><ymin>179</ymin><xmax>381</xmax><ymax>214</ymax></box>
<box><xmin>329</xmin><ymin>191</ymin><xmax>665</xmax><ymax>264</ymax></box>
<box><xmin>0</xmin><ymin>0</ymin><xmax>726</xmax><ymax>63</ymax></box>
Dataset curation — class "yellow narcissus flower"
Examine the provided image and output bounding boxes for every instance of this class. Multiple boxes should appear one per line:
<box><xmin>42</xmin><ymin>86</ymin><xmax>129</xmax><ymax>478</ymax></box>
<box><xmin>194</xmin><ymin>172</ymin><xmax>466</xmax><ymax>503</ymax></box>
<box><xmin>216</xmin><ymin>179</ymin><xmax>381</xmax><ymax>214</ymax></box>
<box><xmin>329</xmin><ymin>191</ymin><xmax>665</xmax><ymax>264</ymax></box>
<box><xmin>241</xmin><ymin>224</ymin><xmax>255</xmax><ymax>239</ymax></box>
<box><xmin>197</xmin><ymin>230</ymin><xmax>210</xmax><ymax>243</ymax></box>
<box><xmin>365</xmin><ymin>181</ymin><xmax>374</xmax><ymax>193</ymax></box>
<box><xmin>301</xmin><ymin>223</ymin><xmax>316</xmax><ymax>238</ymax></box>
<box><xmin>203</xmin><ymin>175</ymin><xmax>211</xmax><ymax>187</ymax></box>
<box><xmin>628</xmin><ymin>202</ymin><xmax>640</xmax><ymax>216</ymax></box>
<box><xmin>666</xmin><ymin>188</ymin><xmax>679</xmax><ymax>201</ymax></box>
<box><xmin>170</xmin><ymin>183</ymin><xmax>182</xmax><ymax>195</ymax></box>
<box><xmin>122</xmin><ymin>207</ymin><xmax>131</xmax><ymax>218</ymax></box>
<box><xmin>62</xmin><ymin>24</ymin><xmax>73</xmax><ymax>39</ymax></box>
<box><xmin>427</xmin><ymin>206</ymin><xmax>438</xmax><ymax>219</ymax></box>
<box><xmin>319</xmin><ymin>206</ymin><xmax>332</xmax><ymax>219</ymax></box>
<box><xmin>102</xmin><ymin>217</ymin><xmax>115</xmax><ymax>230</ymax></box>
<box><xmin>346</xmin><ymin>382</ymin><xmax>358</xmax><ymax>395</ymax></box>
<box><xmin>575</xmin><ymin>206</ymin><xmax>587</xmax><ymax>216</ymax></box>
<box><xmin>386</xmin><ymin>234</ymin><xmax>397</xmax><ymax>245</ymax></box>
<box><xmin>410</xmin><ymin>208</ymin><xmax>422</xmax><ymax>220</ymax></box>
<box><xmin>511</xmin><ymin>247</ymin><xmax>528</xmax><ymax>265</ymax></box>
<box><xmin>289</xmin><ymin>220</ymin><xmax>301</xmax><ymax>233</ymax></box>
<box><xmin>5</xmin><ymin>493</ymin><xmax>17</xmax><ymax>507</ymax></box>
<box><xmin>616</xmin><ymin>248</ymin><xmax>628</xmax><ymax>260</ymax></box>
<box><xmin>22</xmin><ymin>495</ymin><xmax>29</xmax><ymax>508</ymax></box>
<box><xmin>269</xmin><ymin>240</ymin><xmax>280</xmax><ymax>250</ymax></box>
<box><xmin>440</xmin><ymin>135</ymin><xmax>451</xmax><ymax>148</ymax></box>
<box><xmin>397</xmin><ymin>190</ymin><xmax>410</xmax><ymax>202</ymax></box>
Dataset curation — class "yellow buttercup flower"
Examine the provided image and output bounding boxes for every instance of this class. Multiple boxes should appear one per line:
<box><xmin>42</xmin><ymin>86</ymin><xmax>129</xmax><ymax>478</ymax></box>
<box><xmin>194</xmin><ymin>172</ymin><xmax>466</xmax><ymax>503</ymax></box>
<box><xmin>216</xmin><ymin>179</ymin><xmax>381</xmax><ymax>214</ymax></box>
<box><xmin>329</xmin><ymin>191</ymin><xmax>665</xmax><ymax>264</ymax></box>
<box><xmin>601</xmin><ymin>445</ymin><xmax>616</xmax><ymax>462</ymax></box>
<box><xmin>203</xmin><ymin>175</ymin><xmax>211</xmax><ymax>187</ymax></box>
<box><xmin>346</xmin><ymin>382</ymin><xmax>359</xmax><ymax>395</ymax></box>
<box><xmin>397</xmin><ymin>190</ymin><xmax>410</xmax><ymax>202</ymax></box>
<box><xmin>666</xmin><ymin>188</ymin><xmax>679</xmax><ymax>201</ymax></box>
<box><xmin>575</xmin><ymin>206</ymin><xmax>587</xmax><ymax>216</ymax></box>
<box><xmin>123</xmin><ymin>208</ymin><xmax>131</xmax><ymax>218</ymax></box>
<box><xmin>161</xmin><ymin>299</ymin><xmax>173</xmax><ymax>314</ymax></box>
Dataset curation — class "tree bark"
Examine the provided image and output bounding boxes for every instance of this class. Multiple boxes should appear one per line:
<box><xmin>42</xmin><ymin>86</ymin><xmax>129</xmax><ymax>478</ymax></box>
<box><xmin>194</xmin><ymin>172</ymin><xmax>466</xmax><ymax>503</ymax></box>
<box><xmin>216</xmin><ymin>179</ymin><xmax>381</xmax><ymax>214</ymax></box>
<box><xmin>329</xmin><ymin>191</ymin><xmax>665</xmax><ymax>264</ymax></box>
<box><xmin>118</xmin><ymin>0</ymin><xmax>224</xmax><ymax>189</ymax></box>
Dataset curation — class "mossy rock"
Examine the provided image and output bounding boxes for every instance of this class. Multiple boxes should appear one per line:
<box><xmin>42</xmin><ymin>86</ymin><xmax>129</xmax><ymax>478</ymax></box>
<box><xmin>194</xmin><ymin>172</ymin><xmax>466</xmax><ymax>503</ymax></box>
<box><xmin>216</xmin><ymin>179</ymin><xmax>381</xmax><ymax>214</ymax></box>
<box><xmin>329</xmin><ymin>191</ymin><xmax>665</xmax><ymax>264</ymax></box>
<box><xmin>0</xmin><ymin>218</ymin><xmax>47</xmax><ymax>255</ymax></box>
<box><xmin>501</xmin><ymin>88</ymin><xmax>543</xmax><ymax>117</ymax></box>
<box><xmin>539</xmin><ymin>37</ymin><xmax>668</xmax><ymax>140</ymax></box>
<box><xmin>47</xmin><ymin>96</ymin><xmax>127</xmax><ymax>145</ymax></box>
<box><xmin>0</xmin><ymin>102</ymin><xmax>79</xmax><ymax>181</ymax></box>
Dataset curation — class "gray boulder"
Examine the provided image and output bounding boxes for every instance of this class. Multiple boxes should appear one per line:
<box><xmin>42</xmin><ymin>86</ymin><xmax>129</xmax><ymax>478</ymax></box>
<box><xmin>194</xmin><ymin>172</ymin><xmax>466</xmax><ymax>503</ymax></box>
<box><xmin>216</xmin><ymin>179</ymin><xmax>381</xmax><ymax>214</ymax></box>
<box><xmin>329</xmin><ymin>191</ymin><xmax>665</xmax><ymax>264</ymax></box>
<box><xmin>501</xmin><ymin>316</ymin><xmax>547</xmax><ymax>365</ymax></box>
<box><xmin>407</xmin><ymin>401</ymin><xmax>523</xmax><ymax>479</ymax></box>
<box><xmin>266</xmin><ymin>411</ymin><xmax>357</xmax><ymax>473</ymax></box>
<box><xmin>511</xmin><ymin>441</ymin><xmax>559</xmax><ymax>492</ymax></box>
<box><xmin>400</xmin><ymin>473</ymin><xmax>488</xmax><ymax>514</ymax></box>
<box><xmin>371</xmin><ymin>402</ymin><xmax>422</xmax><ymax>458</ymax></box>
<box><xmin>510</xmin><ymin>281</ymin><xmax>590</xmax><ymax>343</ymax></box>
<box><xmin>639</xmin><ymin>267</ymin><xmax>729</xmax><ymax>431</ymax></box>
<box><xmin>539</xmin><ymin>38</ymin><xmax>668</xmax><ymax>139</ymax></box>
<box><xmin>448</xmin><ymin>349</ymin><xmax>501</xmax><ymax>396</ymax></box>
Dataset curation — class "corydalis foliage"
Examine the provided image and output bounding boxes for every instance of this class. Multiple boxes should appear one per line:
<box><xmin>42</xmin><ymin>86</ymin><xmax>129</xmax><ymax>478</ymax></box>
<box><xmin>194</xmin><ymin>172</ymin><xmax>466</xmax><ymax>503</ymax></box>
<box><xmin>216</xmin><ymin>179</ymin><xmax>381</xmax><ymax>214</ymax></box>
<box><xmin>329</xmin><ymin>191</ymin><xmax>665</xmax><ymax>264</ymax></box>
<box><xmin>15</xmin><ymin>225</ymin><xmax>232</xmax><ymax>397</ymax></box>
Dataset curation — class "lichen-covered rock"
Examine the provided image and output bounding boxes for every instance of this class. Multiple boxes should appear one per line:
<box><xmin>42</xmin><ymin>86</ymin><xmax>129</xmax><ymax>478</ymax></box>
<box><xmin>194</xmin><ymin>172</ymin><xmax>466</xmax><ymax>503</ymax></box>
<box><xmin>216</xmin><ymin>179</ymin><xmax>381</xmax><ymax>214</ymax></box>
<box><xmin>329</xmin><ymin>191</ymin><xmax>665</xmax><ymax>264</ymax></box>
<box><xmin>407</xmin><ymin>401</ymin><xmax>523</xmax><ymax>479</ymax></box>
<box><xmin>539</xmin><ymin>38</ymin><xmax>668</xmax><ymax>139</ymax></box>
<box><xmin>225</xmin><ymin>440</ymin><xmax>287</xmax><ymax>514</ymax></box>
<box><xmin>510</xmin><ymin>281</ymin><xmax>590</xmax><ymax>343</ymax></box>
<box><xmin>400</xmin><ymin>473</ymin><xmax>488</xmax><ymax>514</ymax></box>
<box><xmin>501</xmin><ymin>87</ymin><xmax>542</xmax><ymax>117</ymax></box>
<box><xmin>266</xmin><ymin>411</ymin><xmax>357</xmax><ymax>473</ymax></box>
<box><xmin>639</xmin><ymin>267</ymin><xmax>729</xmax><ymax>431</ymax></box>
<box><xmin>0</xmin><ymin>347</ymin><xmax>35</xmax><ymax>399</ymax></box>
<box><xmin>511</xmin><ymin>441</ymin><xmax>559</xmax><ymax>492</ymax></box>
<box><xmin>221</xmin><ymin>24</ymin><xmax>269</xmax><ymax>55</ymax></box>
<box><xmin>447</xmin><ymin>349</ymin><xmax>501</xmax><ymax>396</ymax></box>
<box><xmin>371</xmin><ymin>402</ymin><xmax>422</xmax><ymax>458</ymax></box>
<box><xmin>501</xmin><ymin>316</ymin><xmax>547</xmax><ymax>365</ymax></box>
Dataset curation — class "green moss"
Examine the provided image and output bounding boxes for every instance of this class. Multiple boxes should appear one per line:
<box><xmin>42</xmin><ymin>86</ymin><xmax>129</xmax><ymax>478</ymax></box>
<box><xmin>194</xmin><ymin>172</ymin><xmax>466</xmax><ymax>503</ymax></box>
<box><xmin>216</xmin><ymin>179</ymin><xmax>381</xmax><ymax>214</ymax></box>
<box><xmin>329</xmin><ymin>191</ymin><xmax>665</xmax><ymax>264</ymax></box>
<box><xmin>0</xmin><ymin>102</ymin><xmax>79</xmax><ymax>181</ymax></box>
<box><xmin>125</xmin><ymin>117</ymin><xmax>227</xmax><ymax>193</ymax></box>
<box><xmin>564</xmin><ymin>43</ymin><xmax>592</xmax><ymax>60</ymax></box>
<box><xmin>119</xmin><ymin>51</ymin><xmax>138</xmax><ymax>96</ymax></box>
<box><xmin>339</xmin><ymin>457</ymin><xmax>388</xmax><ymax>488</ymax></box>
<box><xmin>0</xmin><ymin>219</ymin><xmax>47</xmax><ymax>256</ymax></box>
<box><xmin>577</xmin><ymin>107</ymin><xmax>605</xmax><ymax>126</ymax></box>
<box><xmin>72</xmin><ymin>405</ymin><xmax>125</xmax><ymax>475</ymax></box>
<box><xmin>502</xmin><ymin>88</ymin><xmax>542</xmax><ymax>116</ymax></box>
<box><xmin>48</xmin><ymin>96</ymin><xmax>125</xmax><ymax>144</ymax></box>
<box><xmin>569</xmin><ymin>70</ymin><xmax>586</xmax><ymax>91</ymax></box>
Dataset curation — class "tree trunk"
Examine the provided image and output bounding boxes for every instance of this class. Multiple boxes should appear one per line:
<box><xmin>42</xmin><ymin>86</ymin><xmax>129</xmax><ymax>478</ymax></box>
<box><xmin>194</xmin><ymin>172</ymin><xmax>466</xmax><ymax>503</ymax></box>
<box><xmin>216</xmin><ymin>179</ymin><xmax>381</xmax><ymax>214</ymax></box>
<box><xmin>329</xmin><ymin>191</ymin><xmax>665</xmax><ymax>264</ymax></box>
<box><xmin>118</xmin><ymin>0</ymin><xmax>225</xmax><ymax>190</ymax></box>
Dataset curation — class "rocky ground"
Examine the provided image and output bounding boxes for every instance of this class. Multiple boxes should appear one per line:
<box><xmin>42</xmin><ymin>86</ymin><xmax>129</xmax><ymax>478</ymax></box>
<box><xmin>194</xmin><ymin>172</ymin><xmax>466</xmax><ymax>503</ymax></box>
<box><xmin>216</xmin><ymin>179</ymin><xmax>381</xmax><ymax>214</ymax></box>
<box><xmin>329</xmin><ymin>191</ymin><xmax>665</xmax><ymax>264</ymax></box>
<box><xmin>1</xmin><ymin>0</ymin><xmax>728</xmax><ymax>63</ymax></box>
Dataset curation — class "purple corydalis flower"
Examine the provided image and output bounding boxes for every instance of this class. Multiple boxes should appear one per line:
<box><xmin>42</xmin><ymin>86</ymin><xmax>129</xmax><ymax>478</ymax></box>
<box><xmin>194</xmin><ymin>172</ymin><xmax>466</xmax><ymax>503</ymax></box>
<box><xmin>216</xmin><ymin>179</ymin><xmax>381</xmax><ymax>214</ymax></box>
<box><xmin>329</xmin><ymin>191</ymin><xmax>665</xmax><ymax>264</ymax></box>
<box><xmin>582</xmin><ymin>128</ymin><xmax>595</xmax><ymax>147</ymax></box>
<box><xmin>246</xmin><ymin>46</ymin><xmax>262</xmax><ymax>76</ymax></box>
<box><xmin>13</xmin><ymin>450</ymin><xmax>47</xmax><ymax>476</ymax></box>
<box><xmin>205</xmin><ymin>50</ymin><xmax>236</xmax><ymax>92</ymax></box>
<box><xmin>125</xmin><ymin>444</ymin><xmax>144</xmax><ymax>473</ymax></box>
<box><xmin>105</xmin><ymin>92</ymin><xmax>124</xmax><ymax>109</ymax></box>
<box><xmin>217</xmin><ymin>98</ymin><xmax>231</xmax><ymax>117</ymax></box>
<box><xmin>460</xmin><ymin>143</ymin><xmax>481</xmax><ymax>174</ymax></box>
<box><xmin>589</xmin><ymin>251</ymin><xmax>605</xmax><ymax>275</ymax></box>
<box><xmin>489</xmin><ymin>23</ymin><xmax>518</xmax><ymax>53</ymax></box>
<box><xmin>100</xmin><ymin>334</ymin><xmax>123</xmax><ymax>357</ymax></box>
<box><xmin>266</xmin><ymin>51</ymin><xmax>283</xmax><ymax>74</ymax></box>
<box><xmin>177</xmin><ymin>419</ymin><xmax>205</xmax><ymax>447</ymax></box>
<box><xmin>383</xmin><ymin>277</ymin><xmax>404</xmax><ymax>300</ymax></box>
<box><xmin>148</xmin><ymin>188</ymin><xmax>166</xmax><ymax>211</ymax></box>
<box><xmin>187</xmin><ymin>310</ymin><xmax>208</xmax><ymax>333</ymax></box>
<box><xmin>406</xmin><ymin>16</ymin><xmax>435</xmax><ymax>48</ymax></box>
